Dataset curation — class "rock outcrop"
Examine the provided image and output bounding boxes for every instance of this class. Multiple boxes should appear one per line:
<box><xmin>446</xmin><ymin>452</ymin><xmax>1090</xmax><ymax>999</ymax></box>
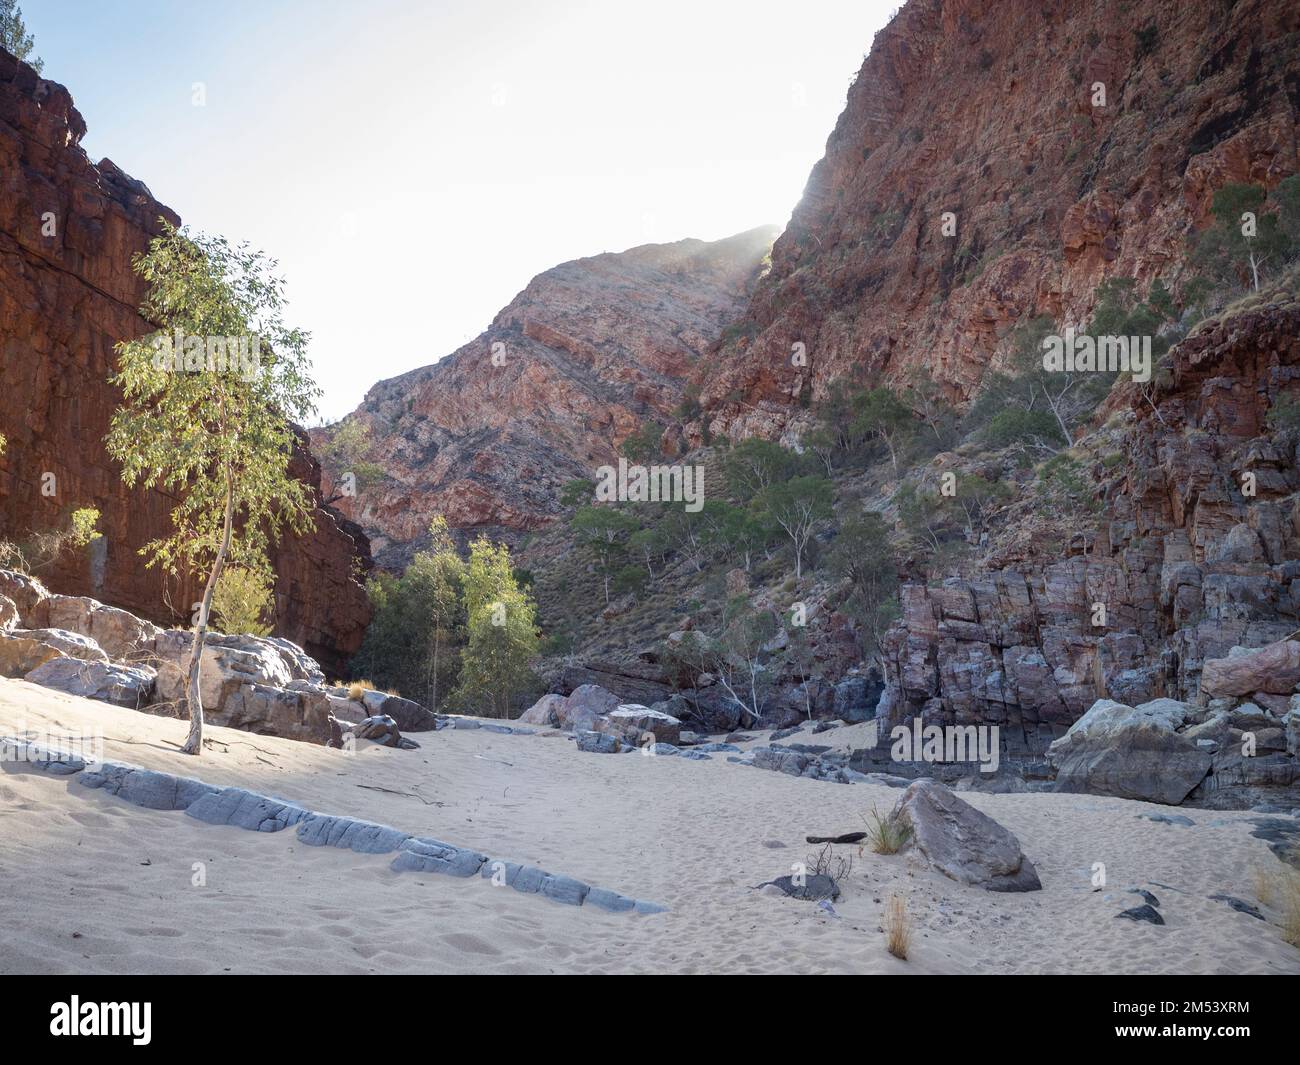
<box><xmin>317</xmin><ymin>228</ymin><xmax>777</xmax><ymax>567</ymax></box>
<box><xmin>877</xmin><ymin>300</ymin><xmax>1300</xmax><ymax>770</ymax></box>
<box><xmin>0</xmin><ymin>568</ymin><xmax>423</xmax><ymax>748</ymax></box>
<box><xmin>697</xmin><ymin>0</ymin><xmax>1300</xmax><ymax>441</ymax></box>
<box><xmin>0</xmin><ymin>48</ymin><xmax>371</xmax><ymax>676</ymax></box>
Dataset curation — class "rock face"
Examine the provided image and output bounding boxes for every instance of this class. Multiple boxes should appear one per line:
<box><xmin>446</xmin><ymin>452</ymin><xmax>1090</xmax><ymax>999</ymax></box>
<box><xmin>698</xmin><ymin>0</ymin><xmax>1300</xmax><ymax>441</ymax></box>
<box><xmin>0</xmin><ymin>48</ymin><xmax>371</xmax><ymax>677</ymax></box>
<box><xmin>317</xmin><ymin>227</ymin><xmax>777</xmax><ymax>567</ymax></box>
<box><xmin>877</xmin><ymin>301</ymin><xmax>1300</xmax><ymax>761</ymax></box>
<box><xmin>891</xmin><ymin>779</ymin><xmax>1041</xmax><ymax>892</ymax></box>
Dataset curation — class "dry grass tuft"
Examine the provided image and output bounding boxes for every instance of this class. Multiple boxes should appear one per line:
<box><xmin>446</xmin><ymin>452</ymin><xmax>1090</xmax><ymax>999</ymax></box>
<box><xmin>884</xmin><ymin>894</ymin><xmax>912</xmax><ymax>960</ymax></box>
<box><xmin>863</xmin><ymin>805</ymin><xmax>912</xmax><ymax>855</ymax></box>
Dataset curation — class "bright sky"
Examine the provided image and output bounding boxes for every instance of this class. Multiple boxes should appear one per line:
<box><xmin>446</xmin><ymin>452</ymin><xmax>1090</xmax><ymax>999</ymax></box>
<box><xmin>25</xmin><ymin>0</ymin><xmax>894</xmax><ymax>422</ymax></box>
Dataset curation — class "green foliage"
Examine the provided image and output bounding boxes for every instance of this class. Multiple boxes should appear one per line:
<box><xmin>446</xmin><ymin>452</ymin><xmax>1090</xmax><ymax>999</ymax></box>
<box><xmin>351</xmin><ymin>518</ymin><xmax>467</xmax><ymax>709</ymax></box>
<box><xmin>559</xmin><ymin>478</ymin><xmax>595</xmax><ymax>509</ymax></box>
<box><xmin>722</xmin><ymin>437</ymin><xmax>802</xmax><ymax>498</ymax></box>
<box><xmin>756</xmin><ymin>474</ymin><xmax>833</xmax><ymax>579</ymax></box>
<box><xmin>105</xmin><ymin>222</ymin><xmax>318</xmax><ymax>753</ymax></box>
<box><xmin>827</xmin><ymin>512</ymin><xmax>899</xmax><ymax>660</ymax></box>
<box><xmin>319</xmin><ymin>419</ymin><xmax>385</xmax><ymax>502</ymax></box>
<box><xmin>809</xmin><ymin>382</ymin><xmax>919</xmax><ymax>470</ymax></box>
<box><xmin>981</xmin><ymin>408</ymin><xmax>1065</xmax><ymax>451</ymax></box>
<box><xmin>0</xmin><ymin>1</ymin><xmax>41</xmax><ymax>72</ymax></box>
<box><xmin>211</xmin><ymin>566</ymin><xmax>274</xmax><ymax>637</ymax></box>
<box><xmin>1033</xmin><ymin>455</ymin><xmax>1101</xmax><ymax>516</ymax></box>
<box><xmin>570</xmin><ymin>505</ymin><xmax>639</xmax><ymax>603</ymax></box>
<box><xmin>455</xmin><ymin>536</ymin><xmax>541</xmax><ymax>717</ymax></box>
<box><xmin>620</xmin><ymin>421</ymin><xmax>664</xmax><ymax>463</ymax></box>
<box><xmin>1189</xmin><ymin>183</ymin><xmax>1297</xmax><ymax>303</ymax></box>
<box><xmin>107</xmin><ymin>223</ymin><xmax>318</xmax><ymax>583</ymax></box>
<box><xmin>3</xmin><ymin>506</ymin><xmax>102</xmax><ymax>574</ymax></box>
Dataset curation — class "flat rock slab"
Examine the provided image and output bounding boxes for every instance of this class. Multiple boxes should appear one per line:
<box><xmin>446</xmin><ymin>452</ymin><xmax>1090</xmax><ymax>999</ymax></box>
<box><xmin>1139</xmin><ymin>813</ymin><xmax>1196</xmax><ymax>827</ymax></box>
<box><xmin>5</xmin><ymin>737</ymin><xmax>668</xmax><ymax>916</ymax></box>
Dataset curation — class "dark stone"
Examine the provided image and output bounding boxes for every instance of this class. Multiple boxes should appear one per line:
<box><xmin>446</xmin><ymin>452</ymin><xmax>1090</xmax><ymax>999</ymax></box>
<box><xmin>1115</xmin><ymin>904</ymin><xmax>1165</xmax><ymax>925</ymax></box>
<box><xmin>760</xmin><ymin>874</ymin><xmax>840</xmax><ymax>901</ymax></box>
<box><xmin>1208</xmin><ymin>893</ymin><xmax>1264</xmax><ymax>920</ymax></box>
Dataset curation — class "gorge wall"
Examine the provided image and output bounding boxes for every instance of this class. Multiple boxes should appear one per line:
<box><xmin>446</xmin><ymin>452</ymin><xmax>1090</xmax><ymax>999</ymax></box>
<box><xmin>0</xmin><ymin>48</ymin><xmax>371</xmax><ymax>677</ymax></box>
<box><xmin>322</xmin><ymin>227</ymin><xmax>776</xmax><ymax>569</ymax></box>
<box><xmin>878</xmin><ymin>296</ymin><xmax>1300</xmax><ymax>752</ymax></box>
<box><xmin>699</xmin><ymin>0</ymin><xmax>1300</xmax><ymax>443</ymax></box>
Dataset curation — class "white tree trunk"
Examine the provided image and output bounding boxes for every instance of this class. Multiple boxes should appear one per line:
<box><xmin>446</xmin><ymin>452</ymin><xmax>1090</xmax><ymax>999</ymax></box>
<box><xmin>182</xmin><ymin>463</ymin><xmax>234</xmax><ymax>755</ymax></box>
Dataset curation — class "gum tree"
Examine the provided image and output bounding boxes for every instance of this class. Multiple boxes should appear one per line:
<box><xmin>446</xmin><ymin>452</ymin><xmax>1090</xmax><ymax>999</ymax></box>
<box><xmin>107</xmin><ymin>223</ymin><xmax>318</xmax><ymax>755</ymax></box>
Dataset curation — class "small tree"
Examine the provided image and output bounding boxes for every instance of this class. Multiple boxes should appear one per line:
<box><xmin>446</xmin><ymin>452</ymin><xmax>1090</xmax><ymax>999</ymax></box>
<box><xmin>0</xmin><ymin>2</ymin><xmax>41</xmax><ymax>72</ymax></box>
<box><xmin>1190</xmin><ymin>183</ymin><xmax>1293</xmax><ymax>295</ymax></box>
<box><xmin>211</xmin><ymin>566</ymin><xmax>274</xmax><ymax>637</ymax></box>
<box><xmin>757</xmin><ymin>475</ymin><xmax>833</xmax><ymax>579</ymax></box>
<box><xmin>827</xmin><ymin>511</ymin><xmax>899</xmax><ymax>662</ymax></box>
<box><xmin>570</xmin><ymin>505</ymin><xmax>637</xmax><ymax>603</ymax></box>
<box><xmin>850</xmin><ymin>388</ymin><xmax>914</xmax><ymax>471</ymax></box>
<box><xmin>455</xmin><ymin>536</ymin><xmax>539</xmax><ymax>717</ymax></box>
<box><xmin>107</xmin><ymin>223</ymin><xmax>318</xmax><ymax>755</ymax></box>
<box><xmin>620</xmin><ymin>421</ymin><xmax>664</xmax><ymax>462</ymax></box>
<box><xmin>319</xmin><ymin>419</ymin><xmax>384</xmax><ymax>504</ymax></box>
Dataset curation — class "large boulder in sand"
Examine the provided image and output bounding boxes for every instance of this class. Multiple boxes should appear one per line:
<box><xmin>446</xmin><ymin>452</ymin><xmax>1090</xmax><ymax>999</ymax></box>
<box><xmin>204</xmin><ymin>681</ymin><xmax>334</xmax><ymax>744</ymax></box>
<box><xmin>24</xmin><ymin>658</ymin><xmax>157</xmax><ymax>708</ymax></box>
<box><xmin>0</xmin><ymin>628</ymin><xmax>110</xmax><ymax>677</ymax></box>
<box><xmin>891</xmin><ymin>779</ymin><xmax>1041</xmax><ymax>892</ymax></box>
<box><xmin>1048</xmin><ymin>698</ymin><xmax>1211</xmax><ymax>805</ymax></box>
<box><xmin>1201</xmin><ymin>640</ymin><xmax>1300</xmax><ymax>698</ymax></box>
<box><xmin>45</xmin><ymin>595</ymin><xmax>162</xmax><ymax>661</ymax></box>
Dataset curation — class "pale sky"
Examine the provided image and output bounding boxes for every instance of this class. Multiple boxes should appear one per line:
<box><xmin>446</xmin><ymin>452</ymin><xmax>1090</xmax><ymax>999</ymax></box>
<box><xmin>25</xmin><ymin>0</ymin><xmax>894</xmax><ymax>421</ymax></box>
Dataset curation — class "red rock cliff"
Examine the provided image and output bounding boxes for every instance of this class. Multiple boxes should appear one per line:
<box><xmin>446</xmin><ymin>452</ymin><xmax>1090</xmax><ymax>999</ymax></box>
<box><xmin>701</xmin><ymin>0</ymin><xmax>1300</xmax><ymax>441</ymax></box>
<box><xmin>0</xmin><ymin>48</ymin><xmax>371</xmax><ymax>677</ymax></box>
<box><xmin>321</xmin><ymin>227</ymin><xmax>777</xmax><ymax>568</ymax></box>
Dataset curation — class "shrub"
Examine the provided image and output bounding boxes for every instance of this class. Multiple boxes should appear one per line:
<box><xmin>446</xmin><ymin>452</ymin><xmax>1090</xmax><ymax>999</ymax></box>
<box><xmin>211</xmin><ymin>565</ymin><xmax>274</xmax><ymax>636</ymax></box>
<box><xmin>863</xmin><ymin>805</ymin><xmax>911</xmax><ymax>855</ymax></box>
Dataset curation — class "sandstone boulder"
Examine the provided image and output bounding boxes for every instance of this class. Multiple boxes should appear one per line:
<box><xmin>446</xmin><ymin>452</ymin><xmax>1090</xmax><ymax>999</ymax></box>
<box><xmin>599</xmin><ymin>703</ymin><xmax>682</xmax><ymax>744</ymax></box>
<box><xmin>149</xmin><ymin>631</ymin><xmax>295</xmax><ymax>707</ymax></box>
<box><xmin>518</xmin><ymin>693</ymin><xmax>568</xmax><ymax>727</ymax></box>
<box><xmin>1201</xmin><ymin>641</ymin><xmax>1300</xmax><ymax>698</ymax></box>
<box><xmin>24</xmin><ymin>658</ymin><xmax>157</xmax><ymax>708</ymax></box>
<box><xmin>0</xmin><ymin>628</ymin><xmax>110</xmax><ymax>677</ymax></box>
<box><xmin>45</xmin><ymin>595</ymin><xmax>162</xmax><ymax>661</ymax></box>
<box><xmin>563</xmin><ymin>684</ymin><xmax>621</xmax><ymax>731</ymax></box>
<box><xmin>891</xmin><ymin>779</ymin><xmax>1041</xmax><ymax>892</ymax></box>
<box><xmin>1048</xmin><ymin>699</ymin><xmax>1211</xmax><ymax>805</ymax></box>
<box><xmin>0</xmin><ymin>570</ymin><xmax>51</xmax><ymax>627</ymax></box>
<box><xmin>0</xmin><ymin>594</ymin><xmax>18</xmax><ymax>634</ymax></box>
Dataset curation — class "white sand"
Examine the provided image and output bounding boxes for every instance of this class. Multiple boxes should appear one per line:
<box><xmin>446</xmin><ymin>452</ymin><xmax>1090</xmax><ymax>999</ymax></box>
<box><xmin>1</xmin><ymin>678</ymin><xmax>1296</xmax><ymax>975</ymax></box>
